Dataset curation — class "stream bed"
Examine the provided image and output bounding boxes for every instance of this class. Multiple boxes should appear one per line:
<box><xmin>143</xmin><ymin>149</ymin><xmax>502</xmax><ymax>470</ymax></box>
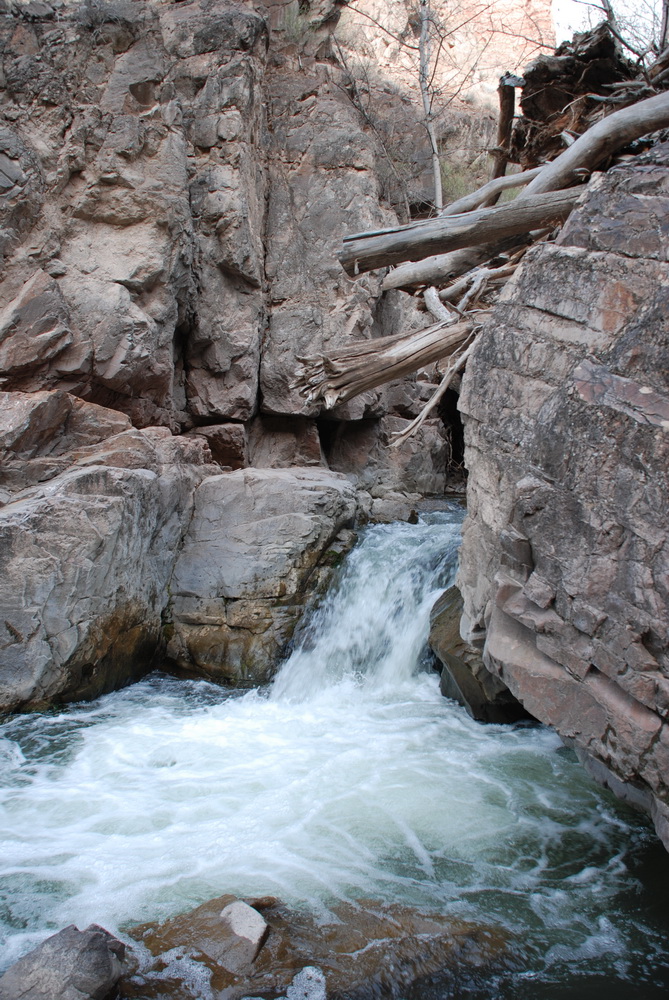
<box><xmin>1</xmin><ymin>507</ymin><xmax>669</xmax><ymax>997</ymax></box>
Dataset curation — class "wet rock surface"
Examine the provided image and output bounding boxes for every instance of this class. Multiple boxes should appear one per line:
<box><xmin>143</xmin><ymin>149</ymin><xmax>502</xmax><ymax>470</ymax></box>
<box><xmin>429</xmin><ymin>586</ymin><xmax>530</xmax><ymax>724</ymax></box>
<box><xmin>0</xmin><ymin>923</ymin><xmax>131</xmax><ymax>1000</ymax></box>
<box><xmin>125</xmin><ymin>894</ymin><xmax>508</xmax><ymax>1000</ymax></box>
<box><xmin>457</xmin><ymin>143</ymin><xmax>669</xmax><ymax>848</ymax></box>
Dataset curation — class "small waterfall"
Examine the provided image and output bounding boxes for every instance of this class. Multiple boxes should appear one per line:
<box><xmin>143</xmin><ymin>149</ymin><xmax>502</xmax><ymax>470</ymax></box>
<box><xmin>1</xmin><ymin>508</ymin><xmax>667</xmax><ymax>996</ymax></box>
<box><xmin>271</xmin><ymin>508</ymin><xmax>462</xmax><ymax>700</ymax></box>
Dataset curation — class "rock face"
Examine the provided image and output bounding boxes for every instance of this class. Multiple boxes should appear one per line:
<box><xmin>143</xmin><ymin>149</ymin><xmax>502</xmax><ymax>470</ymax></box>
<box><xmin>0</xmin><ymin>0</ymin><xmax>457</xmax><ymax>711</ymax></box>
<box><xmin>0</xmin><ymin>923</ymin><xmax>129</xmax><ymax>1000</ymax></box>
<box><xmin>0</xmin><ymin>0</ymin><xmax>446</xmax><ymax>491</ymax></box>
<box><xmin>457</xmin><ymin>145</ymin><xmax>669</xmax><ymax>848</ymax></box>
<box><xmin>167</xmin><ymin>467</ymin><xmax>358</xmax><ymax>684</ymax></box>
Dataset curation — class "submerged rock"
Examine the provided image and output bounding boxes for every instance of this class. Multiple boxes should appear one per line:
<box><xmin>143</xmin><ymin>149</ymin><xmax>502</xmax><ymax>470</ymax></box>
<box><xmin>0</xmin><ymin>923</ymin><xmax>130</xmax><ymax>1000</ymax></box>
<box><xmin>129</xmin><ymin>894</ymin><xmax>508</xmax><ymax>1000</ymax></box>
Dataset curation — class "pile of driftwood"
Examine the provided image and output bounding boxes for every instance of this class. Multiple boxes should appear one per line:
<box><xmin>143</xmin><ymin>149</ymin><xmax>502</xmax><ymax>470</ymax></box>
<box><xmin>293</xmin><ymin>26</ymin><xmax>669</xmax><ymax>444</ymax></box>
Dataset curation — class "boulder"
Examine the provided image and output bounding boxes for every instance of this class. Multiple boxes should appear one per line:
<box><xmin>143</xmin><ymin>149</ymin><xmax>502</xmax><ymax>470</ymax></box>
<box><xmin>187</xmin><ymin>422</ymin><xmax>248</xmax><ymax>469</ymax></box>
<box><xmin>429</xmin><ymin>586</ymin><xmax>530</xmax><ymax>724</ymax></box>
<box><xmin>166</xmin><ymin>468</ymin><xmax>357</xmax><ymax>684</ymax></box>
<box><xmin>0</xmin><ymin>924</ymin><xmax>129</xmax><ymax>1000</ymax></box>
<box><xmin>0</xmin><ymin>434</ymin><xmax>211</xmax><ymax>712</ymax></box>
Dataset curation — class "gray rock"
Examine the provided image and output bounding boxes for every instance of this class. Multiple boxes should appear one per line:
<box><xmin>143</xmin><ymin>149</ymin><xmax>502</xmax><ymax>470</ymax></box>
<box><xmin>167</xmin><ymin>468</ymin><xmax>357</xmax><ymax>684</ymax></box>
<box><xmin>287</xmin><ymin>966</ymin><xmax>327</xmax><ymax>1000</ymax></box>
<box><xmin>0</xmin><ymin>923</ymin><xmax>129</xmax><ymax>1000</ymax></box>
<box><xmin>0</xmin><ymin>434</ymin><xmax>210</xmax><ymax>712</ymax></box>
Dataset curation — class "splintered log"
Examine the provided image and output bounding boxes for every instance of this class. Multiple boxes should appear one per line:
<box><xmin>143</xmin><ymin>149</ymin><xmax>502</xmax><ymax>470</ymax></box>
<box><xmin>521</xmin><ymin>90</ymin><xmax>669</xmax><ymax>196</ymax></box>
<box><xmin>292</xmin><ymin>319</ymin><xmax>474</xmax><ymax>408</ymax></box>
<box><xmin>339</xmin><ymin>187</ymin><xmax>580</xmax><ymax>276</ymax></box>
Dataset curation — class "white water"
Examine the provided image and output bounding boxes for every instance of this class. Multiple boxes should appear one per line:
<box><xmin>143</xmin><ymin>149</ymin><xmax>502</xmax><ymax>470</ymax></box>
<box><xmin>1</xmin><ymin>509</ymin><xmax>668</xmax><ymax>994</ymax></box>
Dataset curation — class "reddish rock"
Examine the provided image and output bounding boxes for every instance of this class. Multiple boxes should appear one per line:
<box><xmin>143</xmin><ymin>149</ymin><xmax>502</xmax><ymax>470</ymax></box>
<box><xmin>458</xmin><ymin>144</ymin><xmax>669</xmax><ymax>848</ymax></box>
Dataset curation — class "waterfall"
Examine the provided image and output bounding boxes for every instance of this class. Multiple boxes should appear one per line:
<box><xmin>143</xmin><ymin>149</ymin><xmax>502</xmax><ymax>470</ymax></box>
<box><xmin>0</xmin><ymin>508</ymin><xmax>667</xmax><ymax>995</ymax></box>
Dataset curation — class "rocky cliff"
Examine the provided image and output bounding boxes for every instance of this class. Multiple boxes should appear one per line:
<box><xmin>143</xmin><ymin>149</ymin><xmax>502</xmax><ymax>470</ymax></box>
<box><xmin>0</xmin><ymin>0</ymin><xmax>459</xmax><ymax>710</ymax></box>
<box><xmin>457</xmin><ymin>144</ymin><xmax>669</xmax><ymax>849</ymax></box>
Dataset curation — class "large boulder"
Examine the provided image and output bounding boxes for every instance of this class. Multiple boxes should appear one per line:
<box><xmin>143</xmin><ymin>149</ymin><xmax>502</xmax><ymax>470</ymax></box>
<box><xmin>0</xmin><ymin>924</ymin><xmax>130</xmax><ymax>1000</ymax></box>
<box><xmin>0</xmin><ymin>426</ymin><xmax>211</xmax><ymax>712</ymax></box>
<box><xmin>166</xmin><ymin>467</ymin><xmax>358</xmax><ymax>684</ymax></box>
<box><xmin>457</xmin><ymin>144</ymin><xmax>669</xmax><ymax>848</ymax></box>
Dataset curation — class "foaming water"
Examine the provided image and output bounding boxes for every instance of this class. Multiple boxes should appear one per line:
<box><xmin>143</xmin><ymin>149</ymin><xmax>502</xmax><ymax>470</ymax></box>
<box><xmin>1</xmin><ymin>508</ymin><xmax>668</xmax><ymax>995</ymax></box>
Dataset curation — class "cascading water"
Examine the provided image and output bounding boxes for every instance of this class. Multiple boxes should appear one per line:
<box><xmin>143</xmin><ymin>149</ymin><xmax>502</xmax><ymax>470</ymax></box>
<box><xmin>1</xmin><ymin>507</ymin><xmax>668</xmax><ymax>997</ymax></box>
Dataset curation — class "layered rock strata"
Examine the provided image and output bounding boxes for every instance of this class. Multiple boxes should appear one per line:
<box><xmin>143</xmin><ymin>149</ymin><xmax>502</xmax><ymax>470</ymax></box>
<box><xmin>457</xmin><ymin>145</ymin><xmax>669</xmax><ymax>848</ymax></box>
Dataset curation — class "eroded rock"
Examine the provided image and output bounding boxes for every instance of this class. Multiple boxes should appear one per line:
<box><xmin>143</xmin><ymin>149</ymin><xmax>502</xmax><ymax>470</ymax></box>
<box><xmin>131</xmin><ymin>894</ymin><xmax>508</xmax><ymax>1000</ymax></box>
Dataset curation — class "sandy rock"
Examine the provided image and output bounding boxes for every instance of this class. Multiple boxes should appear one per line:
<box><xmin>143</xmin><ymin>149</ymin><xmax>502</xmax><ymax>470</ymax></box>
<box><xmin>457</xmin><ymin>144</ymin><xmax>669</xmax><ymax>847</ymax></box>
<box><xmin>167</xmin><ymin>468</ymin><xmax>357</xmax><ymax>684</ymax></box>
<box><xmin>0</xmin><ymin>923</ymin><xmax>129</xmax><ymax>1000</ymax></box>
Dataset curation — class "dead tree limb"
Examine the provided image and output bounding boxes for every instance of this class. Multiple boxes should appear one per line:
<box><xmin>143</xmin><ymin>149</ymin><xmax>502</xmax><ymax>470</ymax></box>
<box><xmin>391</xmin><ymin>338</ymin><xmax>476</xmax><ymax>447</ymax></box>
<box><xmin>490</xmin><ymin>77</ymin><xmax>516</xmax><ymax>180</ymax></box>
<box><xmin>521</xmin><ymin>90</ymin><xmax>669</xmax><ymax>197</ymax></box>
<box><xmin>440</xmin><ymin>166</ymin><xmax>541</xmax><ymax>216</ymax></box>
<box><xmin>381</xmin><ymin>246</ymin><xmax>493</xmax><ymax>291</ymax></box>
<box><xmin>292</xmin><ymin>320</ymin><xmax>474</xmax><ymax>408</ymax></box>
<box><xmin>424</xmin><ymin>286</ymin><xmax>453</xmax><ymax>321</ymax></box>
<box><xmin>339</xmin><ymin>187</ymin><xmax>580</xmax><ymax>276</ymax></box>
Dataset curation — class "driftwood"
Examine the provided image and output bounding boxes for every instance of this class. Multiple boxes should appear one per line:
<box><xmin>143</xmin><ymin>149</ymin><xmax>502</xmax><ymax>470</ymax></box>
<box><xmin>391</xmin><ymin>338</ymin><xmax>476</xmax><ymax>447</ymax></box>
<box><xmin>292</xmin><ymin>319</ymin><xmax>474</xmax><ymax>408</ymax></box>
<box><xmin>339</xmin><ymin>187</ymin><xmax>580</xmax><ymax>276</ymax></box>
<box><xmin>344</xmin><ymin>91</ymin><xmax>669</xmax><ymax>280</ymax></box>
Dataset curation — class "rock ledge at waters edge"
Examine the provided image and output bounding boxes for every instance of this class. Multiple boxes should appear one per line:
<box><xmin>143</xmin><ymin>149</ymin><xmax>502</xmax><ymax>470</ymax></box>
<box><xmin>127</xmin><ymin>893</ymin><xmax>508</xmax><ymax>999</ymax></box>
<box><xmin>0</xmin><ymin>396</ymin><xmax>358</xmax><ymax>709</ymax></box>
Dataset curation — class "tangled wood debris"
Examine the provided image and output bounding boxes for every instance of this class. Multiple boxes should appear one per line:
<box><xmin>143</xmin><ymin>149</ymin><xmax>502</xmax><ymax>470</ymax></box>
<box><xmin>291</xmin><ymin>26</ymin><xmax>669</xmax><ymax>443</ymax></box>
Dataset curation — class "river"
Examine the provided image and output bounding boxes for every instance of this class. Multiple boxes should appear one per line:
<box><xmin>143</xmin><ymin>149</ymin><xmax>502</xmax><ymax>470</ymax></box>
<box><xmin>1</xmin><ymin>506</ymin><xmax>668</xmax><ymax>997</ymax></box>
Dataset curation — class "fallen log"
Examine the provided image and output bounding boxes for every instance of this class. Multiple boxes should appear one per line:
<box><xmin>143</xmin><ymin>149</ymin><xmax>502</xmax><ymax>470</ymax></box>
<box><xmin>292</xmin><ymin>319</ymin><xmax>474</xmax><ymax>408</ymax></box>
<box><xmin>339</xmin><ymin>187</ymin><xmax>580</xmax><ymax>277</ymax></box>
<box><xmin>381</xmin><ymin>246</ymin><xmax>492</xmax><ymax>291</ymax></box>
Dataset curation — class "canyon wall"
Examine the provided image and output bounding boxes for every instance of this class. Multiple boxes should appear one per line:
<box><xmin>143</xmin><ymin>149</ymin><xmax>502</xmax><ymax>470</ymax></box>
<box><xmin>457</xmin><ymin>145</ymin><xmax>669</xmax><ymax>849</ymax></box>
<box><xmin>0</xmin><ymin>0</ymin><xmax>455</xmax><ymax>709</ymax></box>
